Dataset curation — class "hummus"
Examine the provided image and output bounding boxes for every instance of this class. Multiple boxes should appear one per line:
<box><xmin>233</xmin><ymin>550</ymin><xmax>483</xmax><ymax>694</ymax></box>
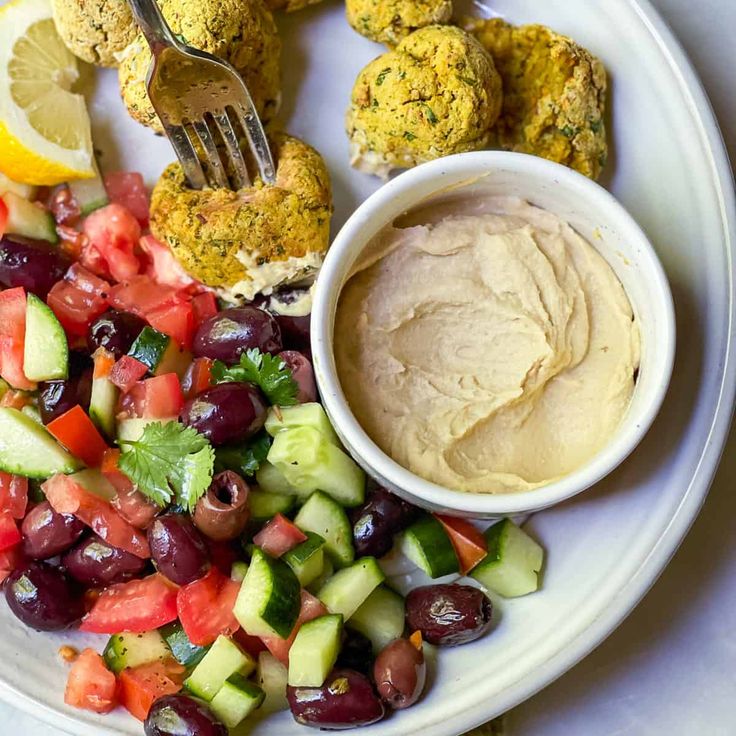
<box><xmin>334</xmin><ymin>197</ymin><xmax>640</xmax><ymax>493</ymax></box>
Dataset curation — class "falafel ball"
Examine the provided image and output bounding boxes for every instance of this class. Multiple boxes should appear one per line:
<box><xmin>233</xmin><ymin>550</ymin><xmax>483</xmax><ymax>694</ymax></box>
<box><xmin>464</xmin><ymin>18</ymin><xmax>608</xmax><ymax>179</ymax></box>
<box><xmin>346</xmin><ymin>0</ymin><xmax>453</xmax><ymax>47</ymax></box>
<box><xmin>118</xmin><ymin>0</ymin><xmax>281</xmax><ymax>133</ymax></box>
<box><xmin>265</xmin><ymin>0</ymin><xmax>324</xmax><ymax>12</ymax></box>
<box><xmin>52</xmin><ymin>0</ymin><xmax>137</xmax><ymax>67</ymax></box>
<box><xmin>346</xmin><ymin>25</ymin><xmax>502</xmax><ymax>178</ymax></box>
<box><xmin>149</xmin><ymin>133</ymin><xmax>332</xmax><ymax>302</ymax></box>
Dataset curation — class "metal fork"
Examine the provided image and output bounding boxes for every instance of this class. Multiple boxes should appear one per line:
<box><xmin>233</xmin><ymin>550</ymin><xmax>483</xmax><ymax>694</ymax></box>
<box><xmin>126</xmin><ymin>0</ymin><xmax>276</xmax><ymax>190</ymax></box>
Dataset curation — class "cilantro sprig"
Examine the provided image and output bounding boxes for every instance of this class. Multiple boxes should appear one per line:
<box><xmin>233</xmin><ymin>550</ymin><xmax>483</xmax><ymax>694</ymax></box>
<box><xmin>211</xmin><ymin>348</ymin><xmax>298</xmax><ymax>407</ymax></box>
<box><xmin>118</xmin><ymin>422</ymin><xmax>215</xmax><ymax>512</ymax></box>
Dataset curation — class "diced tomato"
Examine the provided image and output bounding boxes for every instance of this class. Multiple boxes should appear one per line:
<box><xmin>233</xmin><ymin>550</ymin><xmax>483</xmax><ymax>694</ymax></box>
<box><xmin>279</xmin><ymin>351</ymin><xmax>317</xmax><ymax>404</ymax></box>
<box><xmin>253</xmin><ymin>513</ymin><xmax>307</xmax><ymax>558</ymax></box>
<box><xmin>110</xmin><ymin>355</ymin><xmax>148</xmax><ymax>393</ymax></box>
<box><xmin>435</xmin><ymin>514</ymin><xmax>488</xmax><ymax>574</ymax></box>
<box><xmin>66</xmin><ymin>262</ymin><xmax>111</xmax><ymax>295</ymax></box>
<box><xmin>43</xmin><ymin>473</ymin><xmax>150</xmax><ymax>558</ymax></box>
<box><xmin>0</xmin><ymin>197</ymin><xmax>7</xmax><ymax>236</ymax></box>
<box><xmin>47</xmin><ymin>404</ymin><xmax>109</xmax><ymax>467</ymax></box>
<box><xmin>139</xmin><ymin>234</ymin><xmax>195</xmax><ymax>289</ymax></box>
<box><xmin>177</xmin><ymin>567</ymin><xmax>241</xmax><ymax>646</ymax></box>
<box><xmin>92</xmin><ymin>347</ymin><xmax>116</xmax><ymax>379</ymax></box>
<box><xmin>191</xmin><ymin>292</ymin><xmax>218</xmax><ymax>326</ymax></box>
<box><xmin>81</xmin><ymin>203</ymin><xmax>141</xmax><ymax>282</ymax></box>
<box><xmin>0</xmin><ymin>472</ymin><xmax>28</xmax><ymax>519</ymax></box>
<box><xmin>147</xmin><ymin>299</ymin><xmax>194</xmax><ymax>350</ymax></box>
<box><xmin>126</xmin><ymin>373</ymin><xmax>183</xmax><ymax>419</ymax></box>
<box><xmin>0</xmin><ymin>389</ymin><xmax>30</xmax><ymax>409</ymax></box>
<box><xmin>47</xmin><ymin>264</ymin><xmax>109</xmax><ymax>337</ymax></box>
<box><xmin>118</xmin><ymin>660</ymin><xmax>185</xmax><ymax>721</ymax></box>
<box><xmin>260</xmin><ymin>590</ymin><xmax>327</xmax><ymax>665</ymax></box>
<box><xmin>64</xmin><ymin>648</ymin><xmax>118</xmax><ymax>714</ymax></box>
<box><xmin>182</xmin><ymin>357</ymin><xmax>213</xmax><ymax>399</ymax></box>
<box><xmin>0</xmin><ymin>286</ymin><xmax>34</xmax><ymax>390</ymax></box>
<box><xmin>0</xmin><ymin>544</ymin><xmax>24</xmax><ymax>584</ymax></box>
<box><xmin>108</xmin><ymin>276</ymin><xmax>181</xmax><ymax>319</ymax></box>
<box><xmin>104</xmin><ymin>172</ymin><xmax>150</xmax><ymax>228</ymax></box>
<box><xmin>0</xmin><ymin>512</ymin><xmax>21</xmax><ymax>552</ymax></box>
<box><xmin>79</xmin><ymin>573</ymin><xmax>178</xmax><ymax>633</ymax></box>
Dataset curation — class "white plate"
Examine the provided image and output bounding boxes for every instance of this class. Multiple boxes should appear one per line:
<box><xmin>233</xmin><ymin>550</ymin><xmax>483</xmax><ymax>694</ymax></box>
<box><xmin>0</xmin><ymin>0</ymin><xmax>733</xmax><ymax>734</ymax></box>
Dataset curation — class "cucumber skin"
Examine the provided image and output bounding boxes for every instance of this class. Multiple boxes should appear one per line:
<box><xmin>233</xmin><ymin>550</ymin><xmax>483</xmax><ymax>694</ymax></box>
<box><xmin>159</xmin><ymin>622</ymin><xmax>210</xmax><ymax>669</ymax></box>
<box><xmin>294</xmin><ymin>491</ymin><xmax>355</xmax><ymax>568</ymax></box>
<box><xmin>102</xmin><ymin>631</ymin><xmax>170</xmax><ymax>674</ymax></box>
<box><xmin>185</xmin><ymin>636</ymin><xmax>254</xmax><ymax>702</ymax></box>
<box><xmin>209</xmin><ymin>674</ymin><xmax>265</xmax><ymax>728</ymax></box>
<box><xmin>282</xmin><ymin>532</ymin><xmax>326</xmax><ymax>587</ymax></box>
<box><xmin>127</xmin><ymin>326</ymin><xmax>169</xmax><ymax>372</ymax></box>
<box><xmin>401</xmin><ymin>514</ymin><xmax>459</xmax><ymax>578</ymax></box>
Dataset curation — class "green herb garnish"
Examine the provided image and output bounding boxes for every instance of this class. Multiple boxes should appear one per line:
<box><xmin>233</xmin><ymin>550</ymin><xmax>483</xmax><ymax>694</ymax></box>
<box><xmin>215</xmin><ymin>432</ymin><xmax>272</xmax><ymax>477</ymax></box>
<box><xmin>403</xmin><ymin>131</ymin><xmax>417</xmax><ymax>141</ymax></box>
<box><xmin>457</xmin><ymin>75</ymin><xmax>478</xmax><ymax>86</ymax></box>
<box><xmin>376</xmin><ymin>67</ymin><xmax>392</xmax><ymax>86</ymax></box>
<box><xmin>422</xmin><ymin>104</ymin><xmax>439</xmax><ymax>124</ymax></box>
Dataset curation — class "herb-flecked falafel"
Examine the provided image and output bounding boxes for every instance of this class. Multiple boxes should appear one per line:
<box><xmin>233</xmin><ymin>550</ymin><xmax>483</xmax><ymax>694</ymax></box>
<box><xmin>346</xmin><ymin>0</ymin><xmax>453</xmax><ymax>47</ymax></box>
<box><xmin>149</xmin><ymin>133</ymin><xmax>332</xmax><ymax>302</ymax></box>
<box><xmin>464</xmin><ymin>18</ymin><xmax>608</xmax><ymax>179</ymax></box>
<box><xmin>118</xmin><ymin>0</ymin><xmax>281</xmax><ymax>134</ymax></box>
<box><xmin>346</xmin><ymin>25</ymin><xmax>502</xmax><ymax>178</ymax></box>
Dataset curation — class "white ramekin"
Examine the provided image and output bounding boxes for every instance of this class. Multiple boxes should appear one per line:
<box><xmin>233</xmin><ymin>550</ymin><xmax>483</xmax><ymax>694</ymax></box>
<box><xmin>311</xmin><ymin>152</ymin><xmax>676</xmax><ymax>517</ymax></box>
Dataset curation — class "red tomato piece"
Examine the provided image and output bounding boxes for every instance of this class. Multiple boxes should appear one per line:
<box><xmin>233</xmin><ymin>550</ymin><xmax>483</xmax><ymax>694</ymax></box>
<box><xmin>103</xmin><ymin>172</ymin><xmax>150</xmax><ymax>228</ymax></box>
<box><xmin>182</xmin><ymin>357</ymin><xmax>213</xmax><ymax>399</ymax></box>
<box><xmin>147</xmin><ymin>299</ymin><xmax>194</xmax><ymax>350</ymax></box>
<box><xmin>118</xmin><ymin>660</ymin><xmax>185</xmax><ymax>721</ymax></box>
<box><xmin>47</xmin><ymin>404</ymin><xmax>109</xmax><ymax>467</ymax></box>
<box><xmin>110</xmin><ymin>355</ymin><xmax>148</xmax><ymax>393</ymax></box>
<box><xmin>253</xmin><ymin>513</ymin><xmax>307</xmax><ymax>558</ymax></box>
<box><xmin>47</xmin><ymin>264</ymin><xmax>110</xmax><ymax>337</ymax></box>
<box><xmin>435</xmin><ymin>514</ymin><xmax>488</xmax><ymax>574</ymax></box>
<box><xmin>42</xmin><ymin>473</ymin><xmax>150</xmax><ymax>558</ymax></box>
<box><xmin>127</xmin><ymin>373</ymin><xmax>184</xmax><ymax>419</ymax></box>
<box><xmin>81</xmin><ymin>203</ymin><xmax>141</xmax><ymax>282</ymax></box>
<box><xmin>107</xmin><ymin>276</ymin><xmax>181</xmax><ymax>319</ymax></box>
<box><xmin>79</xmin><ymin>573</ymin><xmax>178</xmax><ymax>634</ymax></box>
<box><xmin>0</xmin><ymin>286</ymin><xmax>34</xmax><ymax>390</ymax></box>
<box><xmin>177</xmin><ymin>567</ymin><xmax>241</xmax><ymax>646</ymax></box>
<box><xmin>64</xmin><ymin>648</ymin><xmax>118</xmax><ymax>714</ymax></box>
<box><xmin>0</xmin><ymin>512</ymin><xmax>21</xmax><ymax>552</ymax></box>
<box><xmin>139</xmin><ymin>234</ymin><xmax>195</xmax><ymax>289</ymax></box>
<box><xmin>0</xmin><ymin>472</ymin><xmax>28</xmax><ymax>519</ymax></box>
<box><xmin>0</xmin><ymin>544</ymin><xmax>25</xmax><ymax>584</ymax></box>
<box><xmin>260</xmin><ymin>590</ymin><xmax>327</xmax><ymax>664</ymax></box>
<box><xmin>191</xmin><ymin>292</ymin><xmax>218</xmax><ymax>326</ymax></box>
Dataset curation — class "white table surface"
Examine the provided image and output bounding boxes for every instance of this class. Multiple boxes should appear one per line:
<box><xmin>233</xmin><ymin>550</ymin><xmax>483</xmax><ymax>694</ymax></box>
<box><xmin>2</xmin><ymin>0</ymin><xmax>734</xmax><ymax>734</ymax></box>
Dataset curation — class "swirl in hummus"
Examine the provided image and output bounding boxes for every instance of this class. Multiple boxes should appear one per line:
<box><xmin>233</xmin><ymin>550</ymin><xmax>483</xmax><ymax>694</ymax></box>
<box><xmin>334</xmin><ymin>197</ymin><xmax>641</xmax><ymax>493</ymax></box>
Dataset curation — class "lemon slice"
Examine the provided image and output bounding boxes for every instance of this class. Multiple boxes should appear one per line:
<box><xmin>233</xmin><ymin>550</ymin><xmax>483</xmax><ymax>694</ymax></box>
<box><xmin>0</xmin><ymin>0</ymin><xmax>94</xmax><ymax>185</ymax></box>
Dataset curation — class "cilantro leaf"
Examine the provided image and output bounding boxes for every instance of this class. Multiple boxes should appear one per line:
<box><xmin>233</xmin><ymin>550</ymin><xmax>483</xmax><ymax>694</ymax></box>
<box><xmin>215</xmin><ymin>432</ymin><xmax>272</xmax><ymax>477</ymax></box>
<box><xmin>118</xmin><ymin>422</ymin><xmax>215</xmax><ymax>512</ymax></box>
<box><xmin>211</xmin><ymin>348</ymin><xmax>298</xmax><ymax>407</ymax></box>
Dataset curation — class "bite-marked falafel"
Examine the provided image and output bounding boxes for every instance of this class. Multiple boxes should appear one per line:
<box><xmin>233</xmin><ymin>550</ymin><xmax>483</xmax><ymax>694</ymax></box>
<box><xmin>118</xmin><ymin>0</ymin><xmax>281</xmax><ymax>133</ymax></box>
<box><xmin>346</xmin><ymin>25</ymin><xmax>502</xmax><ymax>178</ymax></box>
<box><xmin>346</xmin><ymin>0</ymin><xmax>453</xmax><ymax>47</ymax></box>
<box><xmin>51</xmin><ymin>0</ymin><xmax>137</xmax><ymax>67</ymax></box>
<box><xmin>464</xmin><ymin>18</ymin><xmax>608</xmax><ymax>179</ymax></box>
<box><xmin>149</xmin><ymin>133</ymin><xmax>332</xmax><ymax>302</ymax></box>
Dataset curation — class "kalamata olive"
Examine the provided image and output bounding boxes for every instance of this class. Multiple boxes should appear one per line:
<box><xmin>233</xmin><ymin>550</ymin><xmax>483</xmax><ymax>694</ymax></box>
<box><xmin>144</xmin><ymin>694</ymin><xmax>227</xmax><ymax>736</ymax></box>
<box><xmin>111</xmin><ymin>486</ymin><xmax>159</xmax><ymax>529</ymax></box>
<box><xmin>21</xmin><ymin>501</ymin><xmax>85</xmax><ymax>559</ymax></box>
<box><xmin>38</xmin><ymin>350</ymin><xmax>93</xmax><ymax>424</ymax></box>
<box><xmin>179</xmin><ymin>382</ymin><xmax>268</xmax><ymax>446</ymax></box>
<box><xmin>148</xmin><ymin>514</ymin><xmax>210</xmax><ymax>585</ymax></box>
<box><xmin>5</xmin><ymin>562</ymin><xmax>83</xmax><ymax>631</ymax></box>
<box><xmin>50</xmin><ymin>185</ymin><xmax>81</xmax><ymax>225</ymax></box>
<box><xmin>279</xmin><ymin>350</ymin><xmax>317</xmax><ymax>403</ymax></box>
<box><xmin>263</xmin><ymin>288</ymin><xmax>312</xmax><ymax>352</ymax></box>
<box><xmin>0</xmin><ymin>235</ymin><xmax>71</xmax><ymax>298</ymax></box>
<box><xmin>193</xmin><ymin>307</ymin><xmax>282</xmax><ymax>363</ymax></box>
<box><xmin>405</xmin><ymin>584</ymin><xmax>492</xmax><ymax>646</ymax></box>
<box><xmin>287</xmin><ymin>668</ymin><xmax>385</xmax><ymax>729</ymax></box>
<box><xmin>351</xmin><ymin>488</ymin><xmax>419</xmax><ymax>558</ymax></box>
<box><xmin>87</xmin><ymin>308</ymin><xmax>147</xmax><ymax>359</ymax></box>
<box><xmin>336</xmin><ymin>629</ymin><xmax>374</xmax><ymax>675</ymax></box>
<box><xmin>62</xmin><ymin>533</ymin><xmax>148</xmax><ymax>587</ymax></box>
<box><xmin>373</xmin><ymin>638</ymin><xmax>426</xmax><ymax>709</ymax></box>
<box><xmin>193</xmin><ymin>471</ymin><xmax>250</xmax><ymax>541</ymax></box>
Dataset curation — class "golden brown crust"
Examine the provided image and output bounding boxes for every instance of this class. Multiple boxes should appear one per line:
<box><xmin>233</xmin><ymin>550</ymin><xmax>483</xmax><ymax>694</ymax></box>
<box><xmin>265</xmin><ymin>0</ymin><xmax>324</xmax><ymax>12</ymax></box>
<box><xmin>346</xmin><ymin>0</ymin><xmax>453</xmax><ymax>46</ymax></box>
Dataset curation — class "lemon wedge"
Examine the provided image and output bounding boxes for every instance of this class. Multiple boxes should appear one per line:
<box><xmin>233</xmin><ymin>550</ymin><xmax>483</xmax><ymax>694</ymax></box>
<box><xmin>0</xmin><ymin>0</ymin><xmax>95</xmax><ymax>185</ymax></box>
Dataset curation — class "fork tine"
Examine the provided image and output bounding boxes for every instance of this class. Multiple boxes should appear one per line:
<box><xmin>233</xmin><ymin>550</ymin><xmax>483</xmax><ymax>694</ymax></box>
<box><xmin>165</xmin><ymin>123</ymin><xmax>207</xmax><ymax>190</ymax></box>
<box><xmin>212</xmin><ymin>111</ymin><xmax>250</xmax><ymax>190</ymax></box>
<box><xmin>191</xmin><ymin>119</ymin><xmax>229</xmax><ymax>189</ymax></box>
<box><xmin>232</xmin><ymin>103</ymin><xmax>277</xmax><ymax>185</ymax></box>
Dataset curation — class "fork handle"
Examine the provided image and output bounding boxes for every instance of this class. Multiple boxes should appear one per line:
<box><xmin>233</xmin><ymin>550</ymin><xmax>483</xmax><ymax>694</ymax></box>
<box><xmin>125</xmin><ymin>0</ymin><xmax>178</xmax><ymax>53</ymax></box>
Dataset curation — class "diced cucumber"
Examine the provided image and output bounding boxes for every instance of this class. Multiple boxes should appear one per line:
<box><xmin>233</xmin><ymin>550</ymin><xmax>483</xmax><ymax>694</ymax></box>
<box><xmin>128</xmin><ymin>326</ymin><xmax>192</xmax><ymax>375</ymax></box>
<box><xmin>117</xmin><ymin>416</ymin><xmax>177</xmax><ymax>445</ymax></box>
<box><xmin>89</xmin><ymin>374</ymin><xmax>118</xmax><ymax>439</ymax></box>
<box><xmin>68</xmin><ymin>162</ymin><xmax>108</xmax><ymax>215</ymax></box>
<box><xmin>0</xmin><ymin>407</ymin><xmax>79</xmax><ymax>477</ymax></box>
<box><xmin>256</xmin><ymin>461</ymin><xmax>299</xmax><ymax>496</ymax></box>
<box><xmin>294</xmin><ymin>491</ymin><xmax>354</xmax><ymax>568</ymax></box>
<box><xmin>307</xmin><ymin>555</ymin><xmax>334</xmax><ymax>594</ymax></box>
<box><xmin>265</xmin><ymin>403</ymin><xmax>340</xmax><ymax>446</ymax></box>
<box><xmin>317</xmin><ymin>557</ymin><xmax>385</xmax><ymax>620</ymax></box>
<box><xmin>256</xmin><ymin>651</ymin><xmax>289</xmax><ymax>714</ymax></box>
<box><xmin>159</xmin><ymin>622</ymin><xmax>209</xmax><ymax>669</ymax></box>
<box><xmin>268</xmin><ymin>426</ymin><xmax>365</xmax><ymax>507</ymax></box>
<box><xmin>0</xmin><ymin>171</ymin><xmax>35</xmax><ymax>199</ymax></box>
<box><xmin>347</xmin><ymin>586</ymin><xmax>406</xmax><ymax>653</ymax></box>
<box><xmin>102</xmin><ymin>630</ymin><xmax>171</xmax><ymax>674</ymax></box>
<box><xmin>0</xmin><ymin>191</ymin><xmax>57</xmax><ymax>243</ymax></box>
<box><xmin>282</xmin><ymin>532</ymin><xmax>325</xmax><ymax>587</ymax></box>
<box><xmin>233</xmin><ymin>548</ymin><xmax>301</xmax><ymax>639</ymax></box>
<box><xmin>400</xmin><ymin>514</ymin><xmax>459</xmax><ymax>579</ymax></box>
<box><xmin>471</xmin><ymin>518</ymin><xmax>544</xmax><ymax>597</ymax></box>
<box><xmin>287</xmin><ymin>614</ymin><xmax>343</xmax><ymax>687</ymax></box>
<box><xmin>231</xmin><ymin>561</ymin><xmax>249</xmax><ymax>582</ymax></box>
<box><xmin>249</xmin><ymin>489</ymin><xmax>296</xmax><ymax>521</ymax></box>
<box><xmin>23</xmin><ymin>293</ymin><xmax>68</xmax><ymax>381</ymax></box>
<box><xmin>21</xmin><ymin>404</ymin><xmax>42</xmax><ymax>424</ymax></box>
<box><xmin>69</xmin><ymin>468</ymin><xmax>115</xmax><ymax>500</ymax></box>
<box><xmin>184</xmin><ymin>635</ymin><xmax>255</xmax><ymax>702</ymax></box>
<box><xmin>209</xmin><ymin>674</ymin><xmax>265</xmax><ymax>728</ymax></box>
